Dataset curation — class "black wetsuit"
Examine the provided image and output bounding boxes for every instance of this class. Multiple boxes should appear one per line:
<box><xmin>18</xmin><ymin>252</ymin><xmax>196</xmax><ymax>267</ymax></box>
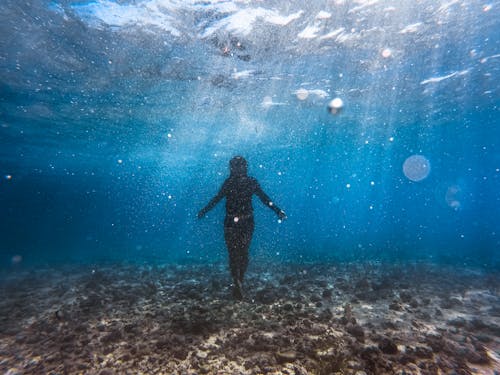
<box><xmin>198</xmin><ymin>174</ymin><xmax>284</xmax><ymax>295</ymax></box>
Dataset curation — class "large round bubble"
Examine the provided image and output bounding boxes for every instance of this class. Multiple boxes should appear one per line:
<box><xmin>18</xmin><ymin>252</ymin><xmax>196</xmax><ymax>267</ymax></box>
<box><xmin>403</xmin><ymin>155</ymin><xmax>431</xmax><ymax>182</ymax></box>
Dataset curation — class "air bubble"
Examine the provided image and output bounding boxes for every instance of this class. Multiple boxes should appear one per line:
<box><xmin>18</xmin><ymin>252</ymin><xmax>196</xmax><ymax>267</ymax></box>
<box><xmin>328</xmin><ymin>97</ymin><xmax>344</xmax><ymax>114</ymax></box>
<box><xmin>295</xmin><ymin>88</ymin><xmax>309</xmax><ymax>100</ymax></box>
<box><xmin>381</xmin><ymin>48</ymin><xmax>392</xmax><ymax>58</ymax></box>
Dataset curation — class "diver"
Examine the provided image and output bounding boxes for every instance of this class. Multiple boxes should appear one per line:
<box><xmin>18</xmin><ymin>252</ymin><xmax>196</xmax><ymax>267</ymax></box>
<box><xmin>198</xmin><ymin>156</ymin><xmax>286</xmax><ymax>300</ymax></box>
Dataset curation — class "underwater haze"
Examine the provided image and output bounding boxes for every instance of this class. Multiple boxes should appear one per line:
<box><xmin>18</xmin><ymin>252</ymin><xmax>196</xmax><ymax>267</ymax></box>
<box><xmin>0</xmin><ymin>0</ymin><xmax>499</xmax><ymax>268</ymax></box>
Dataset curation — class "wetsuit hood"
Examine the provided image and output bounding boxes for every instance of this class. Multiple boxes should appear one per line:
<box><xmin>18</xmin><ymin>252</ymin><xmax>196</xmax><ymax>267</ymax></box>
<box><xmin>229</xmin><ymin>156</ymin><xmax>248</xmax><ymax>177</ymax></box>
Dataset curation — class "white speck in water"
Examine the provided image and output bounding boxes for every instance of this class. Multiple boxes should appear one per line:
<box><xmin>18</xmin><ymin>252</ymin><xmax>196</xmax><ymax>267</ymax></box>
<box><xmin>346</xmin><ymin>183</ymin><xmax>351</xmax><ymax>188</ymax></box>
<box><xmin>389</xmin><ymin>137</ymin><xmax>394</xmax><ymax>142</ymax></box>
<box><xmin>269</xmin><ymin>202</ymin><xmax>273</xmax><ymax>206</ymax></box>
<box><xmin>234</xmin><ymin>217</ymin><xmax>239</xmax><ymax>223</ymax></box>
<box><xmin>370</xmin><ymin>181</ymin><xmax>375</xmax><ymax>186</ymax></box>
<box><xmin>117</xmin><ymin>159</ymin><xmax>123</xmax><ymax>164</ymax></box>
<box><xmin>167</xmin><ymin>133</ymin><xmax>172</xmax><ymax>138</ymax></box>
<box><xmin>5</xmin><ymin>174</ymin><xmax>12</xmax><ymax>180</ymax></box>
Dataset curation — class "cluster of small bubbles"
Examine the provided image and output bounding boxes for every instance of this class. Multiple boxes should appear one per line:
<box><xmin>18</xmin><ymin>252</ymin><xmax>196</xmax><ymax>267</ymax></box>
<box><xmin>11</xmin><ymin>255</ymin><xmax>22</xmax><ymax>265</ymax></box>
<box><xmin>328</xmin><ymin>97</ymin><xmax>344</xmax><ymax>114</ymax></box>
<box><xmin>403</xmin><ymin>155</ymin><xmax>431</xmax><ymax>182</ymax></box>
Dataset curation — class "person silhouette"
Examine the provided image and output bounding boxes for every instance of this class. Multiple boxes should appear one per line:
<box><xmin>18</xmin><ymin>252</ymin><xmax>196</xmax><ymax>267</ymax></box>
<box><xmin>198</xmin><ymin>156</ymin><xmax>286</xmax><ymax>300</ymax></box>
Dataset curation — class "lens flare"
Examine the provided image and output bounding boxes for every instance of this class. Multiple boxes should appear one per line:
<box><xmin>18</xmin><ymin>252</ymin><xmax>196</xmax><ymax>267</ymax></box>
<box><xmin>403</xmin><ymin>155</ymin><xmax>431</xmax><ymax>182</ymax></box>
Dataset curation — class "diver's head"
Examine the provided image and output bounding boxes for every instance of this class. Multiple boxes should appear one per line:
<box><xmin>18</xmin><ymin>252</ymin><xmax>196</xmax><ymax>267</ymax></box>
<box><xmin>229</xmin><ymin>156</ymin><xmax>248</xmax><ymax>176</ymax></box>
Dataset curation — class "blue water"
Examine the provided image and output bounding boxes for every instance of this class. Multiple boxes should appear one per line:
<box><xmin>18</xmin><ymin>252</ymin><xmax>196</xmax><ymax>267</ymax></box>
<box><xmin>0</xmin><ymin>0</ymin><xmax>499</xmax><ymax>269</ymax></box>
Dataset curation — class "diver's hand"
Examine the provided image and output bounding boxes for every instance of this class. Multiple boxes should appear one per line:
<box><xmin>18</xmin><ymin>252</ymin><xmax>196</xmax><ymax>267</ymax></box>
<box><xmin>277</xmin><ymin>210</ymin><xmax>287</xmax><ymax>221</ymax></box>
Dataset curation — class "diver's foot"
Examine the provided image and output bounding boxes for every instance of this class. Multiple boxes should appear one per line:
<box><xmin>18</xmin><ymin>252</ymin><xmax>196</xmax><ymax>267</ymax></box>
<box><xmin>232</xmin><ymin>281</ymin><xmax>243</xmax><ymax>300</ymax></box>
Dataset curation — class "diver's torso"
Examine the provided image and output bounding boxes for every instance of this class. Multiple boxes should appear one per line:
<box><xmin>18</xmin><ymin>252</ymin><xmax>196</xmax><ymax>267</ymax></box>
<box><xmin>224</xmin><ymin>176</ymin><xmax>257</xmax><ymax>219</ymax></box>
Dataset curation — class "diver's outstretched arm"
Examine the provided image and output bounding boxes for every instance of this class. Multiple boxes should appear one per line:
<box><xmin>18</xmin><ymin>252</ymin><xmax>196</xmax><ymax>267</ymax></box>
<box><xmin>255</xmin><ymin>184</ymin><xmax>286</xmax><ymax>220</ymax></box>
<box><xmin>198</xmin><ymin>181</ymin><xmax>227</xmax><ymax>218</ymax></box>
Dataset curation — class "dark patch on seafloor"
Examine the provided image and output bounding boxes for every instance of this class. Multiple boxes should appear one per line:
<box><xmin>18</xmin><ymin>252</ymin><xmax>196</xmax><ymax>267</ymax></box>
<box><xmin>0</xmin><ymin>262</ymin><xmax>499</xmax><ymax>374</ymax></box>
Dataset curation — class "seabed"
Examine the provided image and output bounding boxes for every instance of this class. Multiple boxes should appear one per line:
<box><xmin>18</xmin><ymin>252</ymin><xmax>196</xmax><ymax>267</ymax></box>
<box><xmin>0</xmin><ymin>261</ymin><xmax>499</xmax><ymax>374</ymax></box>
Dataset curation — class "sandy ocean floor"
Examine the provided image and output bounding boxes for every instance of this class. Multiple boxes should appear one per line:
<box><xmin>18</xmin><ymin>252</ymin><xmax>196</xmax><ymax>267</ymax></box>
<box><xmin>0</xmin><ymin>261</ymin><xmax>499</xmax><ymax>375</ymax></box>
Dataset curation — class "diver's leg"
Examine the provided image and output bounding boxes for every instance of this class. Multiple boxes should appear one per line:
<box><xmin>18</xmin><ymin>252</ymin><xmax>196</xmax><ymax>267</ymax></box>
<box><xmin>237</xmin><ymin>220</ymin><xmax>254</xmax><ymax>284</ymax></box>
<box><xmin>224</xmin><ymin>226</ymin><xmax>243</xmax><ymax>299</ymax></box>
<box><xmin>228</xmin><ymin>249</ymin><xmax>239</xmax><ymax>283</ymax></box>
